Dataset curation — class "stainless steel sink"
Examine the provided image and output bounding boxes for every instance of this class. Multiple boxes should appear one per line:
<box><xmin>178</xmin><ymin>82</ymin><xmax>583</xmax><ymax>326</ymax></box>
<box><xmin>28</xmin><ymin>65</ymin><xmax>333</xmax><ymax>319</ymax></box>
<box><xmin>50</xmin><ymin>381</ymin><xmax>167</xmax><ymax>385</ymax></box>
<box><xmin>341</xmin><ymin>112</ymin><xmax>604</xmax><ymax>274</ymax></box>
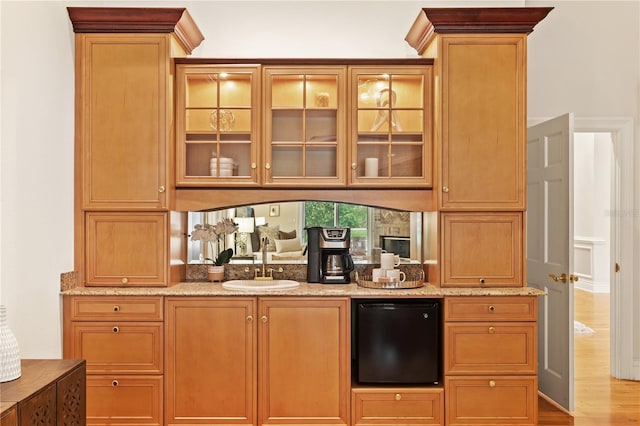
<box><xmin>222</xmin><ymin>279</ymin><xmax>300</xmax><ymax>291</ymax></box>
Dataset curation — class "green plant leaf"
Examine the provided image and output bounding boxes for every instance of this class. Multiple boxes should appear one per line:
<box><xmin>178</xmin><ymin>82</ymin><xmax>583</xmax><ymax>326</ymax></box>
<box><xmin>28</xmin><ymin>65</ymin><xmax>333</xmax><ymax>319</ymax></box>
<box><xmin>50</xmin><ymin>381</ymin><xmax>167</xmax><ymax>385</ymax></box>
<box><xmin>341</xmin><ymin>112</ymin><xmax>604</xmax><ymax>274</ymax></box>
<box><xmin>215</xmin><ymin>248</ymin><xmax>234</xmax><ymax>265</ymax></box>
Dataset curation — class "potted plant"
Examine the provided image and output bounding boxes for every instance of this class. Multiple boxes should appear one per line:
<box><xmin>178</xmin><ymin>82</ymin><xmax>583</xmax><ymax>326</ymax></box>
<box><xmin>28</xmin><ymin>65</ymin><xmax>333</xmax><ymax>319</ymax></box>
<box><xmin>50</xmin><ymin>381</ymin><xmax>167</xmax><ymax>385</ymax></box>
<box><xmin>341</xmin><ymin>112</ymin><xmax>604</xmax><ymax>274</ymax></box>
<box><xmin>190</xmin><ymin>218</ymin><xmax>239</xmax><ymax>281</ymax></box>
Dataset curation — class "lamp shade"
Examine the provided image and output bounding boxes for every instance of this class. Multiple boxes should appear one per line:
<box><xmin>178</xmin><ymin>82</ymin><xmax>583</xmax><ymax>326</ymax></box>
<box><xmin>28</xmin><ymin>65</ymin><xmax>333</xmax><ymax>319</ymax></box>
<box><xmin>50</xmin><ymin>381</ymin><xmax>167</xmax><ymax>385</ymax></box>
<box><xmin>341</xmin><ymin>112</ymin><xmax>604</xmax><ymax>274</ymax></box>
<box><xmin>236</xmin><ymin>217</ymin><xmax>255</xmax><ymax>233</ymax></box>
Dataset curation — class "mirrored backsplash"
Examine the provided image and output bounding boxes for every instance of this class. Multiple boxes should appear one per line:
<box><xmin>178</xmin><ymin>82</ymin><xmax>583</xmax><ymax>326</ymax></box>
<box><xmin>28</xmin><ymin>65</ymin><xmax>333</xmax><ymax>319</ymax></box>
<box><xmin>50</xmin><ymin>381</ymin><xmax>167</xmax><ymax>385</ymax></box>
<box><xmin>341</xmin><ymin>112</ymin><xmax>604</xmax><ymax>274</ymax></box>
<box><xmin>187</xmin><ymin>201</ymin><xmax>436</xmax><ymax>265</ymax></box>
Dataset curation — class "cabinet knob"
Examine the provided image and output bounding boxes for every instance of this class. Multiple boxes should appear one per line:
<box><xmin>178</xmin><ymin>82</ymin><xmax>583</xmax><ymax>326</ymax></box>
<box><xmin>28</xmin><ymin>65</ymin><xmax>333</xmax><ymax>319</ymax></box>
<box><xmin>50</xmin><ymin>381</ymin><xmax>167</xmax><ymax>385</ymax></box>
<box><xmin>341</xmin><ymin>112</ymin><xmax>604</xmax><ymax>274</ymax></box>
<box><xmin>251</xmin><ymin>163</ymin><xmax>257</xmax><ymax>169</ymax></box>
<box><xmin>489</xmin><ymin>380</ymin><xmax>496</xmax><ymax>388</ymax></box>
<box><xmin>113</xmin><ymin>305</ymin><xmax>120</xmax><ymax>312</ymax></box>
<box><xmin>442</xmin><ymin>186</ymin><xmax>449</xmax><ymax>193</ymax></box>
<box><xmin>112</xmin><ymin>380</ymin><xmax>119</xmax><ymax>387</ymax></box>
<box><xmin>121</xmin><ymin>277</ymin><xmax>129</xmax><ymax>284</ymax></box>
<box><xmin>261</xmin><ymin>315</ymin><xmax>268</xmax><ymax>323</ymax></box>
<box><xmin>488</xmin><ymin>326</ymin><xmax>496</xmax><ymax>334</ymax></box>
<box><xmin>158</xmin><ymin>186</ymin><xmax>166</xmax><ymax>193</ymax></box>
<box><xmin>488</xmin><ymin>305</ymin><xmax>496</xmax><ymax>312</ymax></box>
<box><xmin>395</xmin><ymin>393</ymin><xmax>401</xmax><ymax>401</ymax></box>
<box><xmin>112</xmin><ymin>326</ymin><xmax>119</xmax><ymax>333</ymax></box>
<box><xmin>479</xmin><ymin>278</ymin><xmax>486</xmax><ymax>284</ymax></box>
<box><xmin>351</xmin><ymin>163</ymin><xmax>357</xmax><ymax>170</ymax></box>
<box><xmin>265</xmin><ymin>163</ymin><xmax>271</xmax><ymax>170</ymax></box>
<box><xmin>247</xmin><ymin>315</ymin><xmax>253</xmax><ymax>322</ymax></box>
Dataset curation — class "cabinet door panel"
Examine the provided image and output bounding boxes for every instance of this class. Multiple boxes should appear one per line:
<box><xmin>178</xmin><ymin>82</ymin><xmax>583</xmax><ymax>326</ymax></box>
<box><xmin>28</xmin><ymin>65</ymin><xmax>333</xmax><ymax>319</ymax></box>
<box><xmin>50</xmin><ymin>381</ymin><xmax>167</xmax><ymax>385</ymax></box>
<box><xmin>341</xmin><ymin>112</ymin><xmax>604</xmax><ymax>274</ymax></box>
<box><xmin>86</xmin><ymin>376</ymin><xmax>163</xmax><ymax>426</ymax></box>
<box><xmin>350</xmin><ymin>67</ymin><xmax>433</xmax><ymax>187</ymax></box>
<box><xmin>264</xmin><ymin>67</ymin><xmax>347</xmax><ymax>187</ymax></box>
<box><xmin>19</xmin><ymin>384</ymin><xmax>56</xmax><ymax>426</ymax></box>
<box><xmin>259</xmin><ymin>297</ymin><xmax>349</xmax><ymax>426</ymax></box>
<box><xmin>441</xmin><ymin>35</ymin><xmax>526</xmax><ymax>209</ymax></box>
<box><xmin>176</xmin><ymin>65</ymin><xmax>260</xmax><ymax>186</ymax></box>
<box><xmin>165</xmin><ymin>298</ymin><xmax>256</xmax><ymax>425</ymax></box>
<box><xmin>85</xmin><ymin>213</ymin><xmax>167</xmax><ymax>287</ymax></box>
<box><xmin>441</xmin><ymin>213</ymin><xmax>523</xmax><ymax>287</ymax></box>
<box><xmin>80</xmin><ymin>35</ymin><xmax>168</xmax><ymax>209</ymax></box>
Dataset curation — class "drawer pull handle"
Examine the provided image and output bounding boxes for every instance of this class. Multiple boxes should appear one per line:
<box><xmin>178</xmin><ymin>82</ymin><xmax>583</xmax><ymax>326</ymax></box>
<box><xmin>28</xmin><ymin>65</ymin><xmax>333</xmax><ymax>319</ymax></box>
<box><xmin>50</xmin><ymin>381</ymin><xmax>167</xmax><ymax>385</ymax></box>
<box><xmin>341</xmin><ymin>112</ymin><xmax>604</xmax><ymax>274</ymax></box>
<box><xmin>395</xmin><ymin>393</ymin><xmax>401</xmax><ymax>401</ymax></box>
<box><xmin>479</xmin><ymin>278</ymin><xmax>486</xmax><ymax>284</ymax></box>
<box><xmin>112</xmin><ymin>380</ymin><xmax>119</xmax><ymax>387</ymax></box>
<box><xmin>121</xmin><ymin>277</ymin><xmax>129</xmax><ymax>284</ymax></box>
<box><xmin>247</xmin><ymin>315</ymin><xmax>253</xmax><ymax>322</ymax></box>
<box><xmin>112</xmin><ymin>326</ymin><xmax>119</xmax><ymax>333</ymax></box>
<box><xmin>261</xmin><ymin>315</ymin><xmax>268</xmax><ymax>323</ymax></box>
<box><xmin>113</xmin><ymin>305</ymin><xmax>120</xmax><ymax>312</ymax></box>
<box><xmin>488</xmin><ymin>326</ymin><xmax>496</xmax><ymax>334</ymax></box>
<box><xmin>488</xmin><ymin>305</ymin><xmax>496</xmax><ymax>312</ymax></box>
<box><xmin>489</xmin><ymin>380</ymin><xmax>496</xmax><ymax>388</ymax></box>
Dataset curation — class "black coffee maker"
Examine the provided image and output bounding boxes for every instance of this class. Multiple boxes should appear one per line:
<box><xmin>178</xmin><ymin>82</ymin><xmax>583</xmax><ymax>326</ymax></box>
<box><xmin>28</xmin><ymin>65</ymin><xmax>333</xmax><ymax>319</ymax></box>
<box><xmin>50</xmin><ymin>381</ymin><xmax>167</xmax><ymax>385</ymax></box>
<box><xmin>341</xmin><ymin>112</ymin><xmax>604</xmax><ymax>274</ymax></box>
<box><xmin>306</xmin><ymin>227</ymin><xmax>354</xmax><ymax>284</ymax></box>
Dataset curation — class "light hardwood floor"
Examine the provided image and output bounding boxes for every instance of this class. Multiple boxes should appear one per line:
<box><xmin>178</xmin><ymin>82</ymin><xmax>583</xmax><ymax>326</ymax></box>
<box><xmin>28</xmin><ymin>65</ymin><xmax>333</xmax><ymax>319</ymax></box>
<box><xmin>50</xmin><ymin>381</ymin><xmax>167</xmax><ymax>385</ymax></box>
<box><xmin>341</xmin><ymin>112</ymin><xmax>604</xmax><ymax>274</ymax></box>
<box><xmin>538</xmin><ymin>289</ymin><xmax>640</xmax><ymax>425</ymax></box>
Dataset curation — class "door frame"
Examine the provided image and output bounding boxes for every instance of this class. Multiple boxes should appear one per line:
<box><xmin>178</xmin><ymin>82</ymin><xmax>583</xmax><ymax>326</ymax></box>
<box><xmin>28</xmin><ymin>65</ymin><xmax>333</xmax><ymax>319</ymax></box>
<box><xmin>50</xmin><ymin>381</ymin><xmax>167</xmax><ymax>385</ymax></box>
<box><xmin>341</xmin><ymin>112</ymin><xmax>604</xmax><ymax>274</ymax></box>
<box><xmin>528</xmin><ymin>116</ymin><xmax>636</xmax><ymax>380</ymax></box>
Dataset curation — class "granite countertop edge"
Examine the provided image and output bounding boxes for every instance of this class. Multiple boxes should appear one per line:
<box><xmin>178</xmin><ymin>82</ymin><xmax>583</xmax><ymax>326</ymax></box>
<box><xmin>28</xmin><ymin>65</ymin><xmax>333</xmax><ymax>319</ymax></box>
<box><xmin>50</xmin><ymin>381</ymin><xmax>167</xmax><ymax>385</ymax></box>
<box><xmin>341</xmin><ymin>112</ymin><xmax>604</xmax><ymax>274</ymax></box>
<box><xmin>61</xmin><ymin>282</ymin><xmax>546</xmax><ymax>297</ymax></box>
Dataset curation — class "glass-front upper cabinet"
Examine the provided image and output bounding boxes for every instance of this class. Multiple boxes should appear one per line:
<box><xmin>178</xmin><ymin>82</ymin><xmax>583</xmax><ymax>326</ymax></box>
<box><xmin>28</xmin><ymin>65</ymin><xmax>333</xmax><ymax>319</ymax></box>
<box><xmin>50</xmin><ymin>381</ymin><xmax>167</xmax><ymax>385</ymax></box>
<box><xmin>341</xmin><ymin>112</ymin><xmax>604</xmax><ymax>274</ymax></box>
<box><xmin>349</xmin><ymin>67</ymin><xmax>433</xmax><ymax>187</ymax></box>
<box><xmin>176</xmin><ymin>65</ymin><xmax>260</xmax><ymax>186</ymax></box>
<box><xmin>263</xmin><ymin>67</ymin><xmax>347</xmax><ymax>187</ymax></box>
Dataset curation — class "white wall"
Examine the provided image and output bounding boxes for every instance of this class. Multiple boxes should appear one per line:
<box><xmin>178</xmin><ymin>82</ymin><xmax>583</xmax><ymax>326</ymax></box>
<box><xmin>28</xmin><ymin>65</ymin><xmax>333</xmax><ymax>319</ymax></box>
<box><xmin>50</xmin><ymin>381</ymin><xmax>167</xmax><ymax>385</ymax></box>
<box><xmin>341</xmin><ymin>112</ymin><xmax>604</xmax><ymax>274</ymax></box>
<box><xmin>1</xmin><ymin>0</ymin><xmax>638</xmax><ymax>358</ymax></box>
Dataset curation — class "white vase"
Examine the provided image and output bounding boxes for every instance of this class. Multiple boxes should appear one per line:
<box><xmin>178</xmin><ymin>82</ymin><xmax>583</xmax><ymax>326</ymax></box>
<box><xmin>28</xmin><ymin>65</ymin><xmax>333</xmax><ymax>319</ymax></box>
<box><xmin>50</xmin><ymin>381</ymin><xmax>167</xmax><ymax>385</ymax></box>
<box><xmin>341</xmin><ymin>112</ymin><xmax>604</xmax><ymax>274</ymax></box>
<box><xmin>0</xmin><ymin>305</ymin><xmax>21</xmax><ymax>382</ymax></box>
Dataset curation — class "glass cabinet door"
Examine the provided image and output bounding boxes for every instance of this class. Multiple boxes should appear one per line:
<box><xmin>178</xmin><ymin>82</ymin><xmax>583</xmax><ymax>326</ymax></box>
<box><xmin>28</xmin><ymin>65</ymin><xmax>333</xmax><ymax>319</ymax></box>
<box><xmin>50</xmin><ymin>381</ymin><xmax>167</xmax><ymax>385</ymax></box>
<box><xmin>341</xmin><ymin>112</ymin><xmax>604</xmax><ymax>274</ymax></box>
<box><xmin>264</xmin><ymin>67</ymin><xmax>347</xmax><ymax>186</ymax></box>
<box><xmin>176</xmin><ymin>65</ymin><xmax>260</xmax><ymax>186</ymax></box>
<box><xmin>350</xmin><ymin>67</ymin><xmax>432</xmax><ymax>187</ymax></box>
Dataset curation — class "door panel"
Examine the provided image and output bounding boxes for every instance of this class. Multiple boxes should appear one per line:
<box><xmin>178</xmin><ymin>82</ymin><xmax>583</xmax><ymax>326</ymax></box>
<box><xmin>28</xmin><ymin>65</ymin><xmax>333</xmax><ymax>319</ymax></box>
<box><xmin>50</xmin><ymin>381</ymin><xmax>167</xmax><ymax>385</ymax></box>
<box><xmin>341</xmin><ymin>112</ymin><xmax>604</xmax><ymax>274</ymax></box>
<box><xmin>526</xmin><ymin>113</ymin><xmax>574</xmax><ymax>411</ymax></box>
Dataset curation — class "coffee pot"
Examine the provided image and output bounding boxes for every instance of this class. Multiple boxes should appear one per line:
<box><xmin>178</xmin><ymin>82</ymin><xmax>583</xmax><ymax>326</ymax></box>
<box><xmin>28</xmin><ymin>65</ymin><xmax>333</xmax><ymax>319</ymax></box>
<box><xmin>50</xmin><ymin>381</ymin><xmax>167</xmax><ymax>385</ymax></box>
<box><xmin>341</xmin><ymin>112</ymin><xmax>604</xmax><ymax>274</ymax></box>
<box><xmin>306</xmin><ymin>226</ymin><xmax>354</xmax><ymax>284</ymax></box>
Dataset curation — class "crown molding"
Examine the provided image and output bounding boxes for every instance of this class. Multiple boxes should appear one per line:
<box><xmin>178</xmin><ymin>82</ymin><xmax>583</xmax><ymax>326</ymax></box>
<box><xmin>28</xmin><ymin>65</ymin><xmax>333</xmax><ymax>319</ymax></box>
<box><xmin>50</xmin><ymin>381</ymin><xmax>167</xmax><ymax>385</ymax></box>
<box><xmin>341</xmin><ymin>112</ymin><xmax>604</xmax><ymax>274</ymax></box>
<box><xmin>67</xmin><ymin>7</ymin><xmax>204</xmax><ymax>54</ymax></box>
<box><xmin>406</xmin><ymin>7</ymin><xmax>553</xmax><ymax>55</ymax></box>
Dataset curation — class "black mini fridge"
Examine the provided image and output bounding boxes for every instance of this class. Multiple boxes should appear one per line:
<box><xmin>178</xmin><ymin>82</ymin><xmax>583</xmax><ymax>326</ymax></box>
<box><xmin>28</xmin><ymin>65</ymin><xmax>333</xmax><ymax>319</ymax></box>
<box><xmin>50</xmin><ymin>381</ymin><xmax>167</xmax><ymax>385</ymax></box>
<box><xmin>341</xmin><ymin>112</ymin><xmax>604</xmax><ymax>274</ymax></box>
<box><xmin>354</xmin><ymin>299</ymin><xmax>440</xmax><ymax>384</ymax></box>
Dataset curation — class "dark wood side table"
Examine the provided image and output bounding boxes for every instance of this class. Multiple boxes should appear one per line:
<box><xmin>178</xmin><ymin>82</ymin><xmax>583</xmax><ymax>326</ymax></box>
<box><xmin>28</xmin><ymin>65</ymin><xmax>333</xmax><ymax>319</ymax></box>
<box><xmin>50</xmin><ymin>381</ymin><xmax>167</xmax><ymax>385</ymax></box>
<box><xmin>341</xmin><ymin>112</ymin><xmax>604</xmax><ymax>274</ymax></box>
<box><xmin>0</xmin><ymin>359</ymin><xmax>86</xmax><ymax>426</ymax></box>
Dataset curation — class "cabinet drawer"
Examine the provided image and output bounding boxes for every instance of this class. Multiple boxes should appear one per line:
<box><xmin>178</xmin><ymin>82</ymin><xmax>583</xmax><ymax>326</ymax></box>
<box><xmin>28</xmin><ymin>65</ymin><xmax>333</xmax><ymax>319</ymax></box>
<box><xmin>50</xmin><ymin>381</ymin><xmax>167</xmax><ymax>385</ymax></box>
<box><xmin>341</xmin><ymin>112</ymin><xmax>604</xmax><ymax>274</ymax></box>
<box><xmin>86</xmin><ymin>375</ymin><xmax>163</xmax><ymax>426</ymax></box>
<box><xmin>70</xmin><ymin>322</ymin><xmax>163</xmax><ymax>374</ymax></box>
<box><xmin>444</xmin><ymin>323</ymin><xmax>536</xmax><ymax>374</ymax></box>
<box><xmin>445</xmin><ymin>297</ymin><xmax>537</xmax><ymax>322</ymax></box>
<box><xmin>67</xmin><ymin>296</ymin><xmax>163</xmax><ymax>321</ymax></box>
<box><xmin>445</xmin><ymin>376</ymin><xmax>537</xmax><ymax>425</ymax></box>
<box><xmin>352</xmin><ymin>388</ymin><xmax>443</xmax><ymax>425</ymax></box>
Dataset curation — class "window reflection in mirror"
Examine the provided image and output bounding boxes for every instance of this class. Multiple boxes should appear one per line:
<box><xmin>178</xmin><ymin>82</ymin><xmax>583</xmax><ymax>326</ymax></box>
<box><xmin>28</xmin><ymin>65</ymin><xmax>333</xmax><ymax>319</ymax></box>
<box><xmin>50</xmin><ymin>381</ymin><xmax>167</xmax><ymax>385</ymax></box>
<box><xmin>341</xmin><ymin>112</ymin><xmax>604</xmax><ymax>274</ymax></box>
<box><xmin>187</xmin><ymin>202</ymin><xmax>430</xmax><ymax>265</ymax></box>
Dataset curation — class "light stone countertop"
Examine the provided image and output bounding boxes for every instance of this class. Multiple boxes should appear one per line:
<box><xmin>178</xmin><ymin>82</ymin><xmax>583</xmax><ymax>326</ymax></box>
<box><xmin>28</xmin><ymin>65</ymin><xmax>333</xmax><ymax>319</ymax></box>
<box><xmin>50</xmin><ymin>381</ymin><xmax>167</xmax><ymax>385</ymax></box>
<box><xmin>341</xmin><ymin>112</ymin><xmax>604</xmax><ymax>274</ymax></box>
<box><xmin>61</xmin><ymin>281</ymin><xmax>546</xmax><ymax>298</ymax></box>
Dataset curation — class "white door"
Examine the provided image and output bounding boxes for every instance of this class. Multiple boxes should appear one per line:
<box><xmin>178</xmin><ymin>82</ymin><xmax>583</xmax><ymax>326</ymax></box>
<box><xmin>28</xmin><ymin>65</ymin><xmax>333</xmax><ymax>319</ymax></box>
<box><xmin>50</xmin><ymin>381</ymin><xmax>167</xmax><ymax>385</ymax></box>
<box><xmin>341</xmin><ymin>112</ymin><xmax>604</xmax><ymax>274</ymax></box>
<box><xmin>527</xmin><ymin>113</ymin><xmax>575</xmax><ymax>412</ymax></box>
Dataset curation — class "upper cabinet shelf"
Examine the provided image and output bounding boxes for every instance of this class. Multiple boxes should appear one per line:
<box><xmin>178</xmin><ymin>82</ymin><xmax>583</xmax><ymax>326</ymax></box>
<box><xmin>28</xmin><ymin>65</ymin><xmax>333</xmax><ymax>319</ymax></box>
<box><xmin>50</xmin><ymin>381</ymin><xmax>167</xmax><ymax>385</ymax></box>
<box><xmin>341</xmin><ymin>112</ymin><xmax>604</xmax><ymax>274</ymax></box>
<box><xmin>174</xmin><ymin>60</ymin><xmax>433</xmax><ymax>189</ymax></box>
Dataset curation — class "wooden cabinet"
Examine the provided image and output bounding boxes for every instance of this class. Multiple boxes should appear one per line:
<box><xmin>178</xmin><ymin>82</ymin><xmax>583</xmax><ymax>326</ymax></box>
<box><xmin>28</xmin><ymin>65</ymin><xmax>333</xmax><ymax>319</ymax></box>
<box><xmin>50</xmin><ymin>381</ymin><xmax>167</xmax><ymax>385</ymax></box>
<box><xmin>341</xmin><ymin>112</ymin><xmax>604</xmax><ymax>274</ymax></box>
<box><xmin>175</xmin><ymin>65</ymin><xmax>261</xmax><ymax>186</ymax></box>
<box><xmin>443</xmin><ymin>296</ymin><xmax>538</xmax><ymax>425</ymax></box>
<box><xmin>264</xmin><ymin>66</ymin><xmax>347</xmax><ymax>187</ymax></box>
<box><xmin>440</xmin><ymin>212</ymin><xmax>523</xmax><ymax>287</ymax></box>
<box><xmin>164</xmin><ymin>297</ymin><xmax>349</xmax><ymax>426</ymax></box>
<box><xmin>64</xmin><ymin>296</ymin><xmax>164</xmax><ymax>425</ymax></box>
<box><xmin>165</xmin><ymin>297</ymin><xmax>256</xmax><ymax>426</ymax></box>
<box><xmin>258</xmin><ymin>297</ymin><xmax>350</xmax><ymax>426</ymax></box>
<box><xmin>174</xmin><ymin>60</ymin><xmax>433</xmax><ymax>191</ymax></box>
<box><xmin>349</xmin><ymin>66</ymin><xmax>433</xmax><ymax>187</ymax></box>
<box><xmin>351</xmin><ymin>388</ymin><xmax>443</xmax><ymax>425</ymax></box>
<box><xmin>69</xmin><ymin>7</ymin><xmax>203</xmax><ymax>287</ymax></box>
<box><xmin>0</xmin><ymin>359</ymin><xmax>86</xmax><ymax>426</ymax></box>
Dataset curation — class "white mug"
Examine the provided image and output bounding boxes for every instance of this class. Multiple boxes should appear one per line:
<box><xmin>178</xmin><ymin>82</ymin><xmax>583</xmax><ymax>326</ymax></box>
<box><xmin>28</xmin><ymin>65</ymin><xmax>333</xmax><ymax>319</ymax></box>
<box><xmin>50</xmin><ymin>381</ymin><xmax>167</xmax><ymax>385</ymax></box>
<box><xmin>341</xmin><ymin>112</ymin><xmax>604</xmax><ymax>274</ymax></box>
<box><xmin>386</xmin><ymin>269</ymin><xmax>406</xmax><ymax>283</ymax></box>
<box><xmin>381</xmin><ymin>253</ymin><xmax>400</xmax><ymax>270</ymax></box>
<box><xmin>372</xmin><ymin>268</ymin><xmax>386</xmax><ymax>282</ymax></box>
